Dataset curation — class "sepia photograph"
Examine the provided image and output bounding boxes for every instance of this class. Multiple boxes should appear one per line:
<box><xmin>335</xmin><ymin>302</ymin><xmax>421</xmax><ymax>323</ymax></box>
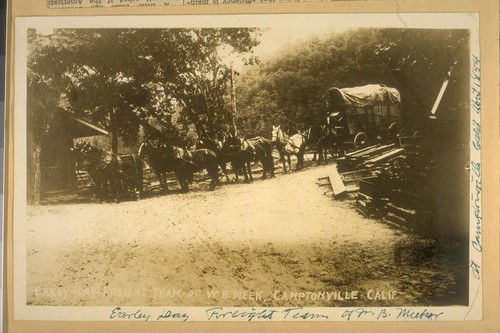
<box><xmin>12</xmin><ymin>13</ymin><xmax>482</xmax><ymax>322</ymax></box>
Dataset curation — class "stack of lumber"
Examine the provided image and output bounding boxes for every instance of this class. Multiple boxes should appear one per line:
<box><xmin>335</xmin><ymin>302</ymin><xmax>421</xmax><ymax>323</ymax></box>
<box><xmin>336</xmin><ymin>144</ymin><xmax>403</xmax><ymax>171</ymax></box>
<box><xmin>317</xmin><ymin>141</ymin><xmax>423</xmax><ymax>231</ymax></box>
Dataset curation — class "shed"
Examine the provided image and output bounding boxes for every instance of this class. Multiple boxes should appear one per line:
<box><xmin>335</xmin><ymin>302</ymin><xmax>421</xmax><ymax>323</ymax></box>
<box><xmin>40</xmin><ymin>109</ymin><xmax>108</xmax><ymax>195</ymax></box>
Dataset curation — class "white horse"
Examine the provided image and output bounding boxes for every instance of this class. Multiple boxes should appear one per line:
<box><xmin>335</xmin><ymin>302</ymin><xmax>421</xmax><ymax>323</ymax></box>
<box><xmin>271</xmin><ymin>125</ymin><xmax>306</xmax><ymax>173</ymax></box>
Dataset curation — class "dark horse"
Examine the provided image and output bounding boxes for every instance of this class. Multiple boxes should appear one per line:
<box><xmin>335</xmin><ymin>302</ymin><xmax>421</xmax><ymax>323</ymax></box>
<box><xmin>305</xmin><ymin>125</ymin><xmax>343</xmax><ymax>164</ymax></box>
<box><xmin>139</xmin><ymin>141</ymin><xmax>219</xmax><ymax>192</ymax></box>
<box><xmin>74</xmin><ymin>142</ymin><xmax>143</xmax><ymax>202</ymax></box>
<box><xmin>138</xmin><ymin>141</ymin><xmax>175</xmax><ymax>192</ymax></box>
<box><xmin>166</xmin><ymin>145</ymin><xmax>220</xmax><ymax>191</ymax></box>
<box><xmin>196</xmin><ymin>137</ymin><xmax>230</xmax><ymax>182</ymax></box>
<box><xmin>221</xmin><ymin>134</ymin><xmax>275</xmax><ymax>183</ymax></box>
<box><xmin>271</xmin><ymin>125</ymin><xmax>306</xmax><ymax>173</ymax></box>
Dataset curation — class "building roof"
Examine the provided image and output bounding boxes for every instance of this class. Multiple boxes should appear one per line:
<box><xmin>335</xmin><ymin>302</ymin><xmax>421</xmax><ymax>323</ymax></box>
<box><xmin>71</xmin><ymin>116</ymin><xmax>109</xmax><ymax>137</ymax></box>
<box><xmin>53</xmin><ymin>109</ymin><xmax>109</xmax><ymax>138</ymax></box>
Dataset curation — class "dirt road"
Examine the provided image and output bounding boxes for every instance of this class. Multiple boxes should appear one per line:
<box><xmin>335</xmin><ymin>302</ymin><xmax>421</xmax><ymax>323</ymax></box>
<box><xmin>26</xmin><ymin>164</ymin><xmax>468</xmax><ymax>307</ymax></box>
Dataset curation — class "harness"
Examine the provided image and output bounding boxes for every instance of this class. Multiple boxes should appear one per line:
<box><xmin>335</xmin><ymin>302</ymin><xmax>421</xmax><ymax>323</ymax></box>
<box><xmin>275</xmin><ymin>129</ymin><xmax>305</xmax><ymax>152</ymax></box>
<box><xmin>77</xmin><ymin>146</ymin><xmax>141</xmax><ymax>192</ymax></box>
<box><xmin>140</xmin><ymin>142</ymin><xmax>206</xmax><ymax>169</ymax></box>
<box><xmin>173</xmin><ymin>147</ymin><xmax>206</xmax><ymax>168</ymax></box>
<box><xmin>225</xmin><ymin>137</ymin><xmax>268</xmax><ymax>160</ymax></box>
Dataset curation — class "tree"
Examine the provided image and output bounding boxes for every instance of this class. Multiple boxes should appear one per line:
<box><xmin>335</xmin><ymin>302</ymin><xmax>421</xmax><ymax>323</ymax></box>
<box><xmin>235</xmin><ymin>28</ymin><xmax>469</xmax><ymax>142</ymax></box>
<box><xmin>64</xmin><ymin>28</ymin><xmax>260</xmax><ymax>143</ymax></box>
<box><xmin>374</xmin><ymin>29</ymin><xmax>470</xmax><ymax>144</ymax></box>
<box><xmin>235</xmin><ymin>30</ymin><xmax>386</xmax><ymax>136</ymax></box>
<box><xmin>27</xmin><ymin>29</ymin><xmax>89</xmax><ymax>204</ymax></box>
<box><xmin>27</xmin><ymin>28</ymin><xmax>261</xmax><ymax>203</ymax></box>
<box><xmin>172</xmin><ymin>28</ymin><xmax>261</xmax><ymax>139</ymax></box>
<box><xmin>65</xmin><ymin>29</ymin><xmax>190</xmax><ymax>151</ymax></box>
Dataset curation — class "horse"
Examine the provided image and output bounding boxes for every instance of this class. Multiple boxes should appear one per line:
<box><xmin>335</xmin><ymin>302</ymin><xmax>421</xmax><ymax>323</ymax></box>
<box><xmin>163</xmin><ymin>144</ymin><xmax>220</xmax><ymax>192</ymax></box>
<box><xmin>305</xmin><ymin>125</ymin><xmax>343</xmax><ymax>164</ymax></box>
<box><xmin>271</xmin><ymin>125</ymin><xmax>306</xmax><ymax>173</ymax></box>
<box><xmin>138</xmin><ymin>141</ymin><xmax>175</xmax><ymax>192</ymax></box>
<box><xmin>195</xmin><ymin>137</ymin><xmax>230</xmax><ymax>182</ymax></box>
<box><xmin>74</xmin><ymin>142</ymin><xmax>142</xmax><ymax>202</ymax></box>
<box><xmin>221</xmin><ymin>134</ymin><xmax>275</xmax><ymax>182</ymax></box>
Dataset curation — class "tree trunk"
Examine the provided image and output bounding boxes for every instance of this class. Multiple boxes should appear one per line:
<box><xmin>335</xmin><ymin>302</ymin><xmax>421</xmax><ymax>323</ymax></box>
<box><xmin>112</xmin><ymin>130</ymin><xmax>119</xmax><ymax>154</ymax></box>
<box><xmin>27</xmin><ymin>132</ymin><xmax>42</xmax><ymax>205</ymax></box>
<box><xmin>111</xmin><ymin>109</ymin><xmax>118</xmax><ymax>154</ymax></box>
<box><xmin>230</xmin><ymin>64</ymin><xmax>237</xmax><ymax>132</ymax></box>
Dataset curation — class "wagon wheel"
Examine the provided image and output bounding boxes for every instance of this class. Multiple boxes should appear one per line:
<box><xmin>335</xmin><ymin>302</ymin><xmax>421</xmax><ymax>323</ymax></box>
<box><xmin>353</xmin><ymin>132</ymin><xmax>368</xmax><ymax>149</ymax></box>
<box><xmin>388</xmin><ymin>122</ymin><xmax>405</xmax><ymax>143</ymax></box>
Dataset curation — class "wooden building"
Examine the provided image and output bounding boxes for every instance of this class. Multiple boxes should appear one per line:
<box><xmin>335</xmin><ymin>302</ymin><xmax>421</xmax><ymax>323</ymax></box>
<box><xmin>40</xmin><ymin>109</ymin><xmax>108</xmax><ymax>197</ymax></box>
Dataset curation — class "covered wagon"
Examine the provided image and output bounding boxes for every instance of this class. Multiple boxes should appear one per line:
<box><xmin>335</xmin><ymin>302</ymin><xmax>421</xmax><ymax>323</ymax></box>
<box><xmin>326</xmin><ymin>84</ymin><xmax>404</xmax><ymax>148</ymax></box>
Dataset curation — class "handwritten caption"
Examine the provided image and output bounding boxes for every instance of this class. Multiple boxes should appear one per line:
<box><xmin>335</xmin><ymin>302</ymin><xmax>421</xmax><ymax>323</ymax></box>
<box><xmin>108</xmin><ymin>306</ymin><xmax>331</xmax><ymax>322</ymax></box>
<box><xmin>341</xmin><ymin>307</ymin><xmax>444</xmax><ymax>321</ymax></box>
<box><xmin>108</xmin><ymin>306</ymin><xmax>446</xmax><ymax>322</ymax></box>
<box><xmin>469</xmin><ymin>54</ymin><xmax>481</xmax><ymax>281</ymax></box>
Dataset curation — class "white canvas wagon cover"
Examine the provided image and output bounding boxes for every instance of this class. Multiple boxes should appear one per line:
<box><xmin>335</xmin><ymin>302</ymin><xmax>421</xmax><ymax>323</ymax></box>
<box><xmin>328</xmin><ymin>84</ymin><xmax>401</xmax><ymax>108</ymax></box>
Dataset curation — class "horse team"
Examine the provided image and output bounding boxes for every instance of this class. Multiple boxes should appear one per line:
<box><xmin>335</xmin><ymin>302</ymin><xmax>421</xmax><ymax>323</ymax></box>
<box><xmin>74</xmin><ymin>124</ymin><xmax>342</xmax><ymax>203</ymax></box>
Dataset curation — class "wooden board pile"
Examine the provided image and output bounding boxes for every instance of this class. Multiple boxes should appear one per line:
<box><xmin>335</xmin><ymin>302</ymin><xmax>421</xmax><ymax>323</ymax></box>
<box><xmin>317</xmin><ymin>138</ymin><xmax>423</xmax><ymax>231</ymax></box>
<box><xmin>336</xmin><ymin>143</ymin><xmax>405</xmax><ymax>172</ymax></box>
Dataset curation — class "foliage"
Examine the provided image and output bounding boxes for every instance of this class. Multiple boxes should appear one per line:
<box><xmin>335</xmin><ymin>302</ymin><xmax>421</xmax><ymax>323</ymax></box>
<box><xmin>29</xmin><ymin>27</ymin><xmax>469</xmax><ymax>146</ymax></box>
<box><xmin>171</xmin><ymin>28</ymin><xmax>261</xmax><ymax>139</ymax></box>
<box><xmin>375</xmin><ymin>29</ymin><xmax>470</xmax><ymax>146</ymax></box>
<box><xmin>27</xmin><ymin>29</ymin><xmax>94</xmax><ymax>204</ymax></box>
<box><xmin>28</xmin><ymin>28</ymin><xmax>261</xmax><ymax>150</ymax></box>
<box><xmin>235</xmin><ymin>28</ymin><xmax>470</xmax><ymax>145</ymax></box>
<box><xmin>26</xmin><ymin>27</ymin><xmax>260</xmax><ymax>203</ymax></box>
<box><xmin>27</xmin><ymin>29</ymin><xmax>89</xmax><ymax>139</ymax></box>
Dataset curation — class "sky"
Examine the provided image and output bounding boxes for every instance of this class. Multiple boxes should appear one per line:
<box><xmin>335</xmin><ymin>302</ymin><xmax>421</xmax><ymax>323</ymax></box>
<box><xmin>223</xmin><ymin>25</ymin><xmax>339</xmax><ymax>71</ymax></box>
<box><xmin>252</xmin><ymin>26</ymin><xmax>332</xmax><ymax>60</ymax></box>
